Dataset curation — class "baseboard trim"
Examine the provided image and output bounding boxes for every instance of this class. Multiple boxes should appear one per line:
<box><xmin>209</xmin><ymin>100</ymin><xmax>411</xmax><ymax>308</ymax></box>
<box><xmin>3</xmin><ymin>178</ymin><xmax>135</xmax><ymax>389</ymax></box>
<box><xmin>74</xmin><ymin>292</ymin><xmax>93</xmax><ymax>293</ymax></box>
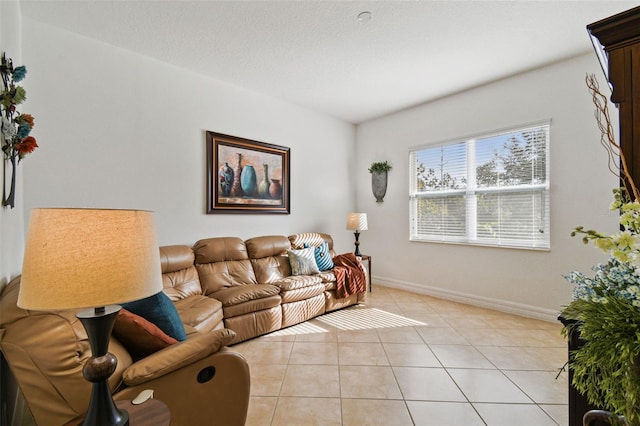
<box><xmin>374</xmin><ymin>276</ymin><xmax>560</xmax><ymax>323</ymax></box>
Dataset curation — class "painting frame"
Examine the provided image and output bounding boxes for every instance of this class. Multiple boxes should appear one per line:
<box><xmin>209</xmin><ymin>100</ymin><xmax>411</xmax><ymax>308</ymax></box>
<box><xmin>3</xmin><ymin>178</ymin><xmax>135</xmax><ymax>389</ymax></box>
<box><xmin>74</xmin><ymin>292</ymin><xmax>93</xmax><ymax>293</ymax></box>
<box><xmin>206</xmin><ymin>131</ymin><xmax>290</xmax><ymax>214</ymax></box>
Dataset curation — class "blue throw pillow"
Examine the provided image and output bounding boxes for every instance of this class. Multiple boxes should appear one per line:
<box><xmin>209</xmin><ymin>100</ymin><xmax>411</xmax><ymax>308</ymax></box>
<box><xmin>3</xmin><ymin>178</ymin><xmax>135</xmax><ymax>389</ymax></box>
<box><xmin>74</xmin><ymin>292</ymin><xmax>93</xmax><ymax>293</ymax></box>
<box><xmin>121</xmin><ymin>291</ymin><xmax>187</xmax><ymax>341</ymax></box>
<box><xmin>312</xmin><ymin>241</ymin><xmax>334</xmax><ymax>271</ymax></box>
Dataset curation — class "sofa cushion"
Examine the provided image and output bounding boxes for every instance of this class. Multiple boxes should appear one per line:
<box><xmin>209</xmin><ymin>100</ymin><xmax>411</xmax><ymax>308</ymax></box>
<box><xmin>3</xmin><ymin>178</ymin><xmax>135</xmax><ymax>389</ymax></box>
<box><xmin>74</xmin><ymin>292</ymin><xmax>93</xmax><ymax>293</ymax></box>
<box><xmin>245</xmin><ymin>235</ymin><xmax>291</xmax><ymax>259</ymax></box>
<box><xmin>288</xmin><ymin>247</ymin><xmax>320</xmax><ymax>275</ymax></box>
<box><xmin>113</xmin><ymin>309</ymin><xmax>178</xmax><ymax>358</ymax></box>
<box><xmin>271</xmin><ymin>275</ymin><xmax>323</xmax><ymax>291</ymax></box>
<box><xmin>193</xmin><ymin>237</ymin><xmax>258</xmax><ymax>294</ymax></box>
<box><xmin>222</xmin><ymin>294</ymin><xmax>283</xmax><ymax>318</ymax></box>
<box><xmin>212</xmin><ymin>284</ymin><xmax>281</xmax><ymax>307</ymax></box>
<box><xmin>122</xmin><ymin>292</ymin><xmax>187</xmax><ymax>341</ymax></box>
<box><xmin>174</xmin><ymin>295</ymin><xmax>224</xmax><ymax>333</ymax></box>
<box><xmin>279</xmin><ymin>283</ymin><xmax>326</xmax><ymax>304</ymax></box>
<box><xmin>289</xmin><ymin>232</ymin><xmax>332</xmax><ymax>250</ymax></box>
<box><xmin>315</xmin><ymin>270</ymin><xmax>336</xmax><ymax>283</ymax></box>
<box><xmin>160</xmin><ymin>245</ymin><xmax>203</xmax><ymax>302</ymax></box>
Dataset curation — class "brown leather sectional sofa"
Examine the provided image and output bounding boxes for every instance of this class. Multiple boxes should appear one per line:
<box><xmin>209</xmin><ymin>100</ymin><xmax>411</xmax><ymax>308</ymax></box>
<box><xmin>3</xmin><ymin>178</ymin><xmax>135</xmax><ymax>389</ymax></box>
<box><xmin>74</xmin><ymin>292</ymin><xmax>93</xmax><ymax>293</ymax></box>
<box><xmin>0</xmin><ymin>232</ymin><xmax>365</xmax><ymax>425</ymax></box>
<box><xmin>165</xmin><ymin>232</ymin><xmax>365</xmax><ymax>344</ymax></box>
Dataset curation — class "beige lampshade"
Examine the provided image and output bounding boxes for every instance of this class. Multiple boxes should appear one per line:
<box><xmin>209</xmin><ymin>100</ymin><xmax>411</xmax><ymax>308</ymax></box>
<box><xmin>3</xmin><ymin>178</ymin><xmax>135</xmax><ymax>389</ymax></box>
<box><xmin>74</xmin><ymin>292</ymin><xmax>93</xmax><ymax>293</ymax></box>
<box><xmin>346</xmin><ymin>213</ymin><xmax>368</xmax><ymax>231</ymax></box>
<box><xmin>18</xmin><ymin>208</ymin><xmax>163</xmax><ymax>310</ymax></box>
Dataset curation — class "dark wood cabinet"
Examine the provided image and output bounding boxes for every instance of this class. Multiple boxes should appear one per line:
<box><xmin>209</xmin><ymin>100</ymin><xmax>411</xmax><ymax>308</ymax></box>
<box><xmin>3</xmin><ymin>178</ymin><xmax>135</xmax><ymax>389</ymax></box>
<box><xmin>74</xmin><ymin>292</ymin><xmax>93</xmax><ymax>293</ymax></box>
<box><xmin>588</xmin><ymin>6</ymin><xmax>640</xmax><ymax>195</ymax></box>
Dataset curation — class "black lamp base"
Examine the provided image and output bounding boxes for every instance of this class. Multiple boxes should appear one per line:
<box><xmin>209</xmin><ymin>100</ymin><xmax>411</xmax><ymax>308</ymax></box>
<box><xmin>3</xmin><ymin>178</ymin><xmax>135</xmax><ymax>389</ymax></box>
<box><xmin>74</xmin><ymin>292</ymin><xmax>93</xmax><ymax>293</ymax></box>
<box><xmin>77</xmin><ymin>306</ymin><xmax>129</xmax><ymax>426</ymax></box>
<box><xmin>353</xmin><ymin>230</ymin><xmax>362</xmax><ymax>257</ymax></box>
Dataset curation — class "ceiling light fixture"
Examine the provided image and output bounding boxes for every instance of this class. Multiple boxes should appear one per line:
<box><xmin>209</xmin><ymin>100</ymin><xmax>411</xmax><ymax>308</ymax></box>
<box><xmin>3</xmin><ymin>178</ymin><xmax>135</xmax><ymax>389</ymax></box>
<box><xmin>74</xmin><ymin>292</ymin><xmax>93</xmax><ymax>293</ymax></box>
<box><xmin>357</xmin><ymin>11</ymin><xmax>372</xmax><ymax>23</ymax></box>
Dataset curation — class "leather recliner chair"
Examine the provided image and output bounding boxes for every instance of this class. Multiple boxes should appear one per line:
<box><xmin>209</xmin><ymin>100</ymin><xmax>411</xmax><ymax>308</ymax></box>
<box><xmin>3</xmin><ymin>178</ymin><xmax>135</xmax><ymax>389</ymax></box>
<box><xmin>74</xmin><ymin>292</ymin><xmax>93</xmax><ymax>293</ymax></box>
<box><xmin>0</xmin><ymin>277</ymin><xmax>250</xmax><ymax>426</ymax></box>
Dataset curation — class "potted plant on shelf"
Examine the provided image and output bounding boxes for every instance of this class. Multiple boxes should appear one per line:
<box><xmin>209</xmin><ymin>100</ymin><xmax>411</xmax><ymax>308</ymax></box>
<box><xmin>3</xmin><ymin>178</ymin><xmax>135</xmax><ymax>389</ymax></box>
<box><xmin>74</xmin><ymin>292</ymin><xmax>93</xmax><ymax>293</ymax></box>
<box><xmin>560</xmin><ymin>75</ymin><xmax>640</xmax><ymax>426</ymax></box>
<box><xmin>368</xmin><ymin>161</ymin><xmax>391</xmax><ymax>203</ymax></box>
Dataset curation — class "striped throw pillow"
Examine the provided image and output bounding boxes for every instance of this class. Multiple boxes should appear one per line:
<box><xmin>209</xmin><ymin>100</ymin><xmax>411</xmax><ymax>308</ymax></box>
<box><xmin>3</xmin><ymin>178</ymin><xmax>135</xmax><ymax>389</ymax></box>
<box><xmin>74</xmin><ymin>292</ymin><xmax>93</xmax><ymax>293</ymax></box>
<box><xmin>288</xmin><ymin>247</ymin><xmax>320</xmax><ymax>275</ymax></box>
<box><xmin>312</xmin><ymin>241</ymin><xmax>334</xmax><ymax>271</ymax></box>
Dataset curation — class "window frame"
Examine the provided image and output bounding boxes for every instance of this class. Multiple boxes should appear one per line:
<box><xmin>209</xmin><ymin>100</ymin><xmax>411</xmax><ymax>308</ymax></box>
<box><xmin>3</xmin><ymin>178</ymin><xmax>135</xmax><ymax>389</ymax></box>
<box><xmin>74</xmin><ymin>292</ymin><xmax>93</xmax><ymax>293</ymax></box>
<box><xmin>409</xmin><ymin>121</ymin><xmax>551</xmax><ymax>250</ymax></box>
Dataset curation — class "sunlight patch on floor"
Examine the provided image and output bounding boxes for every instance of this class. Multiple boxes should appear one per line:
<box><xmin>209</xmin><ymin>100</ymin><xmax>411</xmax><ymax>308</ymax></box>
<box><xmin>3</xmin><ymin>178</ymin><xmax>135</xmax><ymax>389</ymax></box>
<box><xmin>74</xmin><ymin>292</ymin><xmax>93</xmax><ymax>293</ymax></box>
<box><xmin>265</xmin><ymin>307</ymin><xmax>426</xmax><ymax>336</ymax></box>
<box><xmin>267</xmin><ymin>321</ymin><xmax>330</xmax><ymax>336</ymax></box>
<box><xmin>317</xmin><ymin>307</ymin><xmax>426</xmax><ymax>331</ymax></box>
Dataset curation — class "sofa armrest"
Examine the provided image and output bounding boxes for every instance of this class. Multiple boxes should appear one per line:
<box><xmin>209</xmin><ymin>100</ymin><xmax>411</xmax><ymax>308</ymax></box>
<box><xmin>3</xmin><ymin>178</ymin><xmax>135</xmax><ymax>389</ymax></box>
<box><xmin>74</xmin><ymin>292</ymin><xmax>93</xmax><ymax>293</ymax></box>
<box><xmin>122</xmin><ymin>328</ymin><xmax>235</xmax><ymax>386</ymax></box>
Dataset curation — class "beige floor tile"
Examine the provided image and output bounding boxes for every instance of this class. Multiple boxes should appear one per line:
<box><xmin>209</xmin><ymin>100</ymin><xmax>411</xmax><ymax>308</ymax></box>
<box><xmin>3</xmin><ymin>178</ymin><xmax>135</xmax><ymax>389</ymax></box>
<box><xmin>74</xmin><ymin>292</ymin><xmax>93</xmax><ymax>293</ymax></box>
<box><xmin>341</xmin><ymin>399</ymin><xmax>413</xmax><ymax>426</ymax></box>
<box><xmin>400</xmin><ymin>313</ymin><xmax>450</xmax><ymax>327</ymax></box>
<box><xmin>243</xmin><ymin>341</ymin><xmax>294</xmax><ymax>365</ymax></box>
<box><xmin>271</xmin><ymin>397</ymin><xmax>342</xmax><ymax>426</ymax></box>
<box><xmin>383</xmin><ymin>343</ymin><xmax>441</xmax><ymax>367</ymax></box>
<box><xmin>376</xmin><ymin>326</ymin><xmax>423</xmax><ymax>343</ymax></box>
<box><xmin>398</xmin><ymin>302</ymin><xmax>438</xmax><ymax>314</ymax></box>
<box><xmin>407</xmin><ymin>401</ymin><xmax>485</xmax><ymax>425</ymax></box>
<box><xmin>338</xmin><ymin>342</ymin><xmax>389</xmax><ymax>366</ymax></box>
<box><xmin>473</xmin><ymin>403</ymin><xmax>559</xmax><ymax>425</ymax></box>
<box><xmin>288</xmin><ymin>342</ymin><xmax>339</xmax><ymax>365</ymax></box>
<box><xmin>448</xmin><ymin>369</ymin><xmax>532</xmax><ymax>403</ymax></box>
<box><xmin>444</xmin><ymin>316</ymin><xmax>493</xmax><ymax>329</ymax></box>
<box><xmin>339</xmin><ymin>365</ymin><xmax>403</xmax><ymax>399</ymax></box>
<box><xmin>498</xmin><ymin>328</ymin><xmax>566</xmax><ymax>347</ymax></box>
<box><xmin>254</xmin><ymin>332</ymin><xmax>297</xmax><ymax>342</ymax></box>
<box><xmin>245</xmin><ymin>396</ymin><xmax>277</xmax><ymax>426</ymax></box>
<box><xmin>430</xmin><ymin>344</ymin><xmax>495</xmax><ymax>369</ymax></box>
<box><xmin>477</xmin><ymin>346</ymin><xmax>567</xmax><ymax>371</ymax></box>
<box><xmin>365</xmin><ymin>302</ymin><xmax>405</xmax><ymax>315</ymax></box>
<box><xmin>294</xmin><ymin>323</ymin><xmax>338</xmax><ymax>342</ymax></box>
<box><xmin>249</xmin><ymin>364</ymin><xmax>287</xmax><ymax>396</ymax></box>
<box><xmin>393</xmin><ymin>366</ymin><xmax>467</xmax><ymax>401</ymax></box>
<box><xmin>280</xmin><ymin>364</ymin><xmax>340</xmax><ymax>397</ymax></box>
<box><xmin>540</xmin><ymin>404</ymin><xmax>569</xmax><ymax>425</ymax></box>
<box><xmin>337</xmin><ymin>328</ymin><xmax>381</xmax><ymax>343</ymax></box>
<box><xmin>456</xmin><ymin>328</ymin><xmax>514</xmax><ymax>346</ymax></box>
<box><xmin>240</xmin><ymin>285</ymin><xmax>570</xmax><ymax>425</ymax></box>
<box><xmin>502</xmin><ymin>370</ymin><xmax>567</xmax><ymax>404</ymax></box>
<box><xmin>415</xmin><ymin>326</ymin><xmax>469</xmax><ymax>344</ymax></box>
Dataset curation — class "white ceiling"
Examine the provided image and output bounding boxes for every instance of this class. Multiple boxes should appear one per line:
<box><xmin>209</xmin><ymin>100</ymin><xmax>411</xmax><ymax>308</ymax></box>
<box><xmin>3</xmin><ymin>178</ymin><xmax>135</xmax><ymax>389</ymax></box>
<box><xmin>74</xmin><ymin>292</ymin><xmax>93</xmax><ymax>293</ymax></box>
<box><xmin>20</xmin><ymin>0</ymin><xmax>639</xmax><ymax>124</ymax></box>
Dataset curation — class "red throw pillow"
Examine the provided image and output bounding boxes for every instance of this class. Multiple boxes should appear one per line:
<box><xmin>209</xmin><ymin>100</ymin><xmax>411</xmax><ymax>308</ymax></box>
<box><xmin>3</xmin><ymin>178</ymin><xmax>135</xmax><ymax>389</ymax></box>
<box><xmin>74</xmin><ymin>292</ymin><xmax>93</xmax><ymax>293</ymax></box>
<box><xmin>113</xmin><ymin>308</ymin><xmax>178</xmax><ymax>358</ymax></box>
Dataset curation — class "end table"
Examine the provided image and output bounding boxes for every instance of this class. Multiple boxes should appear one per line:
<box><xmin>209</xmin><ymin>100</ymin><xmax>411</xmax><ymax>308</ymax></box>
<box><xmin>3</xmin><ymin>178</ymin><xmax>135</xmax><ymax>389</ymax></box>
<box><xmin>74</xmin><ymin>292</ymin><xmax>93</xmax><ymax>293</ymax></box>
<box><xmin>359</xmin><ymin>254</ymin><xmax>372</xmax><ymax>292</ymax></box>
<box><xmin>65</xmin><ymin>399</ymin><xmax>170</xmax><ymax>426</ymax></box>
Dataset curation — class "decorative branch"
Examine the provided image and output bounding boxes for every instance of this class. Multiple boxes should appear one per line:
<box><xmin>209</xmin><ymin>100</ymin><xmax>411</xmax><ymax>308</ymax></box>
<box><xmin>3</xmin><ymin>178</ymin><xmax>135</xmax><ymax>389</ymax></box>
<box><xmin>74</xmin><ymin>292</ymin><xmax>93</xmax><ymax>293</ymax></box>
<box><xmin>586</xmin><ymin>74</ymin><xmax>639</xmax><ymax>201</ymax></box>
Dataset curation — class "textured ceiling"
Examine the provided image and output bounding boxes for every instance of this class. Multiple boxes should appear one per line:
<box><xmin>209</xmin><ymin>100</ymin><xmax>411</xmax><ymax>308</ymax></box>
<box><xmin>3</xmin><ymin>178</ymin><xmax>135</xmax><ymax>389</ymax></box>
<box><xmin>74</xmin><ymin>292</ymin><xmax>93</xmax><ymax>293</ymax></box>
<box><xmin>20</xmin><ymin>0</ymin><xmax>639</xmax><ymax>124</ymax></box>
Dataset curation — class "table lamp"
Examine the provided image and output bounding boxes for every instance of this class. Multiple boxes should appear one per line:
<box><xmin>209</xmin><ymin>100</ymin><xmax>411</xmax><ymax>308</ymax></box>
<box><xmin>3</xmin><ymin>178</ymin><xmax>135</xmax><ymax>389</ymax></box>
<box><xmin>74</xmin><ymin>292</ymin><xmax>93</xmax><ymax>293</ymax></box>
<box><xmin>18</xmin><ymin>208</ymin><xmax>163</xmax><ymax>426</ymax></box>
<box><xmin>346</xmin><ymin>212</ymin><xmax>368</xmax><ymax>256</ymax></box>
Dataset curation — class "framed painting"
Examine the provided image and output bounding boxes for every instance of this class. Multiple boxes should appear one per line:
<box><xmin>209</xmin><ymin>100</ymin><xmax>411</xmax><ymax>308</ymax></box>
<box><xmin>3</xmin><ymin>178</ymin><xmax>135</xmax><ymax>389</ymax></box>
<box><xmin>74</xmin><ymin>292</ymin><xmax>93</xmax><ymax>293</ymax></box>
<box><xmin>206</xmin><ymin>131</ymin><xmax>290</xmax><ymax>214</ymax></box>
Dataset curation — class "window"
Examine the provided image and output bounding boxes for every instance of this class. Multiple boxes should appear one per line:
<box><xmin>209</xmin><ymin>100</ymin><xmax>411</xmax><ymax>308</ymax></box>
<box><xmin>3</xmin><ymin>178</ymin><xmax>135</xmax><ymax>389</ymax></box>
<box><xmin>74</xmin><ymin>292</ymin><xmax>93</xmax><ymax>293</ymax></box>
<box><xmin>409</xmin><ymin>122</ymin><xmax>550</xmax><ymax>249</ymax></box>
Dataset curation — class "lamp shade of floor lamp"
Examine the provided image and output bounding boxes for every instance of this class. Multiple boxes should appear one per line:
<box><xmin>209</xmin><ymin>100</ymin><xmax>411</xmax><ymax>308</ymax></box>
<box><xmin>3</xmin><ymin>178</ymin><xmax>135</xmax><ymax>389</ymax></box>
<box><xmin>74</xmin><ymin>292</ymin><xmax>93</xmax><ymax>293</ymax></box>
<box><xmin>18</xmin><ymin>208</ymin><xmax>163</xmax><ymax>426</ymax></box>
<box><xmin>346</xmin><ymin>212</ymin><xmax>368</xmax><ymax>256</ymax></box>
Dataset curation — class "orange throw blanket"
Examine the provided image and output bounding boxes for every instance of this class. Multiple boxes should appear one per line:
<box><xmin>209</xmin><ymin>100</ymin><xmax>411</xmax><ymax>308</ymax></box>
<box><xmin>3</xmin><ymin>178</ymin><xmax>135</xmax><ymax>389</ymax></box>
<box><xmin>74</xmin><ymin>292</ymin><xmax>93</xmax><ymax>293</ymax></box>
<box><xmin>332</xmin><ymin>253</ymin><xmax>367</xmax><ymax>298</ymax></box>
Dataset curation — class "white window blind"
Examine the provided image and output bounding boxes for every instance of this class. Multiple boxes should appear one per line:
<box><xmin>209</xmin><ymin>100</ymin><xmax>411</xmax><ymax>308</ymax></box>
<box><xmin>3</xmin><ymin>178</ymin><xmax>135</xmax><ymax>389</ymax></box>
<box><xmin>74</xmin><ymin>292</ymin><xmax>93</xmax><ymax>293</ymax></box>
<box><xmin>409</xmin><ymin>122</ymin><xmax>550</xmax><ymax>250</ymax></box>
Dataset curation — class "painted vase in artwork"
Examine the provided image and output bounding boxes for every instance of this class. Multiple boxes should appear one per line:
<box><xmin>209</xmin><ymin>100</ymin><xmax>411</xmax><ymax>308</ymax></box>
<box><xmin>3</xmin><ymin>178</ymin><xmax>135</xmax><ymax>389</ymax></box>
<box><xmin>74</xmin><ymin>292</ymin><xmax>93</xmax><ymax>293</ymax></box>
<box><xmin>231</xmin><ymin>153</ymin><xmax>244</xmax><ymax>197</ymax></box>
<box><xmin>269</xmin><ymin>179</ymin><xmax>282</xmax><ymax>200</ymax></box>
<box><xmin>241</xmin><ymin>164</ymin><xmax>258</xmax><ymax>197</ymax></box>
<box><xmin>258</xmin><ymin>164</ymin><xmax>271</xmax><ymax>198</ymax></box>
<box><xmin>218</xmin><ymin>162</ymin><xmax>234</xmax><ymax>196</ymax></box>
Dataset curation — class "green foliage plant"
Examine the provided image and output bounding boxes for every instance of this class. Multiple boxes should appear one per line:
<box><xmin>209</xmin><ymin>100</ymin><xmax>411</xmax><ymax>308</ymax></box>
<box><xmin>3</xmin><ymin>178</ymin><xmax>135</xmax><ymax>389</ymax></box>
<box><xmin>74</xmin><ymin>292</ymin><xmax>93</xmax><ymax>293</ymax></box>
<box><xmin>561</xmin><ymin>76</ymin><xmax>640</xmax><ymax>426</ymax></box>
<box><xmin>368</xmin><ymin>161</ymin><xmax>392</xmax><ymax>174</ymax></box>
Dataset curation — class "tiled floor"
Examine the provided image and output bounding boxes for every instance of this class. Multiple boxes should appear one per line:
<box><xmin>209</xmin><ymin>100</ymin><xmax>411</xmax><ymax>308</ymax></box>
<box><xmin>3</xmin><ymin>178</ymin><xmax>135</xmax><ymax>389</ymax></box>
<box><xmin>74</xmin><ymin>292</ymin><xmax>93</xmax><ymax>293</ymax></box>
<box><xmin>231</xmin><ymin>285</ymin><xmax>568</xmax><ymax>426</ymax></box>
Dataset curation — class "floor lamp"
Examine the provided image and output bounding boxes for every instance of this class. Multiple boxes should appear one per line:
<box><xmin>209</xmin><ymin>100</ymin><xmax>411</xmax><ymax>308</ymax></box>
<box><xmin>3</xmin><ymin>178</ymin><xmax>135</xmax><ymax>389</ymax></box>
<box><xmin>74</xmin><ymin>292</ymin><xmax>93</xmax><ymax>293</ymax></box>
<box><xmin>346</xmin><ymin>212</ymin><xmax>368</xmax><ymax>256</ymax></box>
<box><xmin>18</xmin><ymin>208</ymin><xmax>163</xmax><ymax>426</ymax></box>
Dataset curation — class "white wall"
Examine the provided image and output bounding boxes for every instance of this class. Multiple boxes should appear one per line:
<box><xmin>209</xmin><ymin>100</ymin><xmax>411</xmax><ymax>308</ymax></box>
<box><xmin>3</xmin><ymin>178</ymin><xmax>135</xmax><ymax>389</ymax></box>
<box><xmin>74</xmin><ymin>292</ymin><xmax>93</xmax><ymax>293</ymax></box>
<box><xmin>0</xmin><ymin>0</ymin><xmax>24</xmax><ymax>291</ymax></box>
<box><xmin>356</xmin><ymin>54</ymin><xmax>620</xmax><ymax>320</ymax></box>
<box><xmin>21</xmin><ymin>18</ymin><xmax>356</xmax><ymax>251</ymax></box>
